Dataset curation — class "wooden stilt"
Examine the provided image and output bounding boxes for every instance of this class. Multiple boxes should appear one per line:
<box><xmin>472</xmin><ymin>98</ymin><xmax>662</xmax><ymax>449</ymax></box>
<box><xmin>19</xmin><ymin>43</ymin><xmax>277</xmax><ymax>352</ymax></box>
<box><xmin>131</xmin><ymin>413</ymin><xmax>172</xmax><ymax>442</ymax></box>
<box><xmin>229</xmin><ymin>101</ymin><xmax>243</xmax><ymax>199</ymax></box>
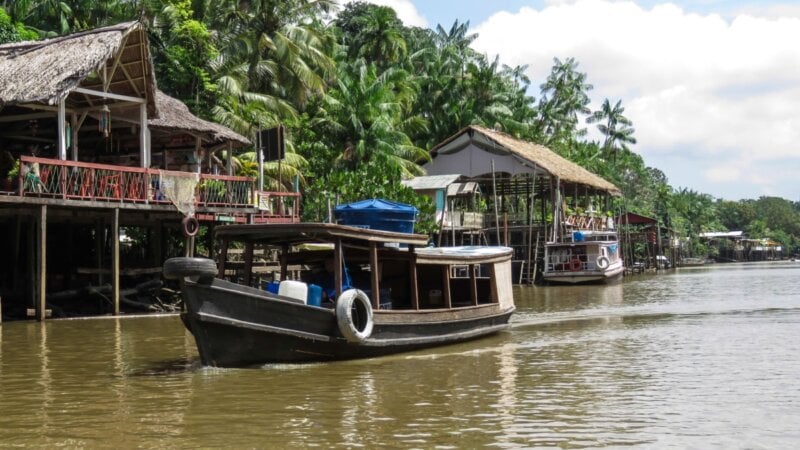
<box><xmin>218</xmin><ymin>239</ymin><xmax>229</xmax><ymax>279</ymax></box>
<box><xmin>243</xmin><ymin>241</ymin><xmax>254</xmax><ymax>287</ymax></box>
<box><xmin>111</xmin><ymin>208</ymin><xmax>120</xmax><ymax>315</ymax></box>
<box><xmin>95</xmin><ymin>220</ymin><xmax>104</xmax><ymax>286</ymax></box>
<box><xmin>36</xmin><ymin>205</ymin><xmax>47</xmax><ymax>322</ymax></box>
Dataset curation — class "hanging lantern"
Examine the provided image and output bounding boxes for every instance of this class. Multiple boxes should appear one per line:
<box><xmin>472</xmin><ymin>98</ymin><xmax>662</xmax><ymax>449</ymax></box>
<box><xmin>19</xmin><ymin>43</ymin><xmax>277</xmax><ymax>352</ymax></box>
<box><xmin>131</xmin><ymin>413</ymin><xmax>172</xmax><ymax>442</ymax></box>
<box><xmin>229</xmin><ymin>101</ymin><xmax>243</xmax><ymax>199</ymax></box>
<box><xmin>99</xmin><ymin>105</ymin><xmax>111</xmax><ymax>137</ymax></box>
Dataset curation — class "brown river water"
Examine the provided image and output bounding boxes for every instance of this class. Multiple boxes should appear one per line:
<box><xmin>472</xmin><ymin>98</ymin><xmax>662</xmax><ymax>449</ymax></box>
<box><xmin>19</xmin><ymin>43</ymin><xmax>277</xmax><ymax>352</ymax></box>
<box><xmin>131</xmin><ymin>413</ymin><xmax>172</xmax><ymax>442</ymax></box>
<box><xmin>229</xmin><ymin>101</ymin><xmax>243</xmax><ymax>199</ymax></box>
<box><xmin>1</xmin><ymin>261</ymin><xmax>799</xmax><ymax>448</ymax></box>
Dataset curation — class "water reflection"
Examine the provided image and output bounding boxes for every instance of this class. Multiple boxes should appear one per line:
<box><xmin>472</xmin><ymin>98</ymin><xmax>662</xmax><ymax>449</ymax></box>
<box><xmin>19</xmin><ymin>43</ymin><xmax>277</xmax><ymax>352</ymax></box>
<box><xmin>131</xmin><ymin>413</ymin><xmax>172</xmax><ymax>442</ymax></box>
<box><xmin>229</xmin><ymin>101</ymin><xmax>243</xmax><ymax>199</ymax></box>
<box><xmin>0</xmin><ymin>263</ymin><xmax>799</xmax><ymax>447</ymax></box>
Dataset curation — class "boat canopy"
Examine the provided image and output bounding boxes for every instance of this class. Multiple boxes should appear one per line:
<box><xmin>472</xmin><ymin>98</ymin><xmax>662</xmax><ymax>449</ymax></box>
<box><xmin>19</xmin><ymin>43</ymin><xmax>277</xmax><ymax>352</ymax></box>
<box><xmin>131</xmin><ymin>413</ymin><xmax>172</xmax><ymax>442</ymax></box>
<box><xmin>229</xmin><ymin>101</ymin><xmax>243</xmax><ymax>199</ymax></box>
<box><xmin>214</xmin><ymin>222</ymin><xmax>430</xmax><ymax>247</ymax></box>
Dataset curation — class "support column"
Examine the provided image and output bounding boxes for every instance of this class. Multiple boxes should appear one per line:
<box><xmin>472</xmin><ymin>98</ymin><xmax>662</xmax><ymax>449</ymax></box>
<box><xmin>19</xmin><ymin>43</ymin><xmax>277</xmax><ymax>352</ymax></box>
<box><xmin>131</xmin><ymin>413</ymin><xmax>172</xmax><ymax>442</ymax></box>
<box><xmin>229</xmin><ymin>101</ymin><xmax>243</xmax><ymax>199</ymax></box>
<box><xmin>469</xmin><ymin>264</ymin><xmax>478</xmax><ymax>306</ymax></box>
<box><xmin>57</xmin><ymin>99</ymin><xmax>66</xmax><ymax>160</ymax></box>
<box><xmin>243</xmin><ymin>241</ymin><xmax>254</xmax><ymax>287</ymax></box>
<box><xmin>95</xmin><ymin>220</ymin><xmax>104</xmax><ymax>286</ymax></box>
<box><xmin>111</xmin><ymin>208</ymin><xmax>120</xmax><ymax>315</ymax></box>
<box><xmin>369</xmin><ymin>243</ymin><xmax>380</xmax><ymax>309</ymax></box>
<box><xmin>408</xmin><ymin>246</ymin><xmax>419</xmax><ymax>310</ymax></box>
<box><xmin>139</xmin><ymin>103</ymin><xmax>148</xmax><ymax>168</ymax></box>
<box><xmin>36</xmin><ymin>205</ymin><xmax>47</xmax><ymax>321</ymax></box>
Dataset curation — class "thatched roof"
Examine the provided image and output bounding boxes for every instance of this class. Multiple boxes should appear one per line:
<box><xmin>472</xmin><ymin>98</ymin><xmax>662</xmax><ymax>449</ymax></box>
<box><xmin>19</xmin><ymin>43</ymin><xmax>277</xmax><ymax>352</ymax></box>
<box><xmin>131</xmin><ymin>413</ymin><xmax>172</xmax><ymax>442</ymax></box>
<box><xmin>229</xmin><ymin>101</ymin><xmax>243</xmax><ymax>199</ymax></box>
<box><xmin>0</xmin><ymin>21</ymin><xmax>157</xmax><ymax>115</ymax></box>
<box><xmin>149</xmin><ymin>90</ymin><xmax>250</xmax><ymax>148</ymax></box>
<box><xmin>428</xmin><ymin>125</ymin><xmax>621</xmax><ymax>195</ymax></box>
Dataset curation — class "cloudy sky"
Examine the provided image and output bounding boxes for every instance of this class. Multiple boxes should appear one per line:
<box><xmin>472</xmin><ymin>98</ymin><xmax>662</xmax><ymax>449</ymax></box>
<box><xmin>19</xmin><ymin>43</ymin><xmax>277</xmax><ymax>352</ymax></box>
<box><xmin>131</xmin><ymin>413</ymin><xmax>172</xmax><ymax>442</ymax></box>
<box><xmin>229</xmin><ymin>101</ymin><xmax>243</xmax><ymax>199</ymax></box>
<box><xmin>344</xmin><ymin>0</ymin><xmax>800</xmax><ymax>202</ymax></box>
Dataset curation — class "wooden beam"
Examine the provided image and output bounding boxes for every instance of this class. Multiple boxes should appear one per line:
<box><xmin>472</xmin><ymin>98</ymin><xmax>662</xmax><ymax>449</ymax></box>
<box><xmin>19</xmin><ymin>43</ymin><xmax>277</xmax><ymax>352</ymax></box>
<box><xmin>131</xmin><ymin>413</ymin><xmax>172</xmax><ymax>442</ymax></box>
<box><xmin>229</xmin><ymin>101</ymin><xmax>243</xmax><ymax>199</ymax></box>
<box><xmin>0</xmin><ymin>112</ymin><xmax>55</xmax><ymax>123</ymax></box>
<box><xmin>57</xmin><ymin>98</ymin><xmax>66</xmax><ymax>159</ymax></box>
<box><xmin>217</xmin><ymin>239</ymin><xmax>228</xmax><ymax>278</ymax></box>
<box><xmin>73</xmin><ymin>88</ymin><xmax>146</xmax><ymax>104</ymax></box>
<box><xmin>442</xmin><ymin>266</ymin><xmax>452</xmax><ymax>308</ymax></box>
<box><xmin>36</xmin><ymin>205</ymin><xmax>47</xmax><ymax>321</ymax></box>
<box><xmin>409</xmin><ymin>245</ymin><xmax>419</xmax><ymax>310</ymax></box>
<box><xmin>469</xmin><ymin>264</ymin><xmax>478</xmax><ymax>306</ymax></box>
<box><xmin>139</xmin><ymin>103</ymin><xmax>148</xmax><ymax>168</ymax></box>
<box><xmin>105</xmin><ymin>33</ymin><xmax>129</xmax><ymax>92</ymax></box>
<box><xmin>334</xmin><ymin>239</ymin><xmax>343</xmax><ymax>300</ymax></box>
<box><xmin>243</xmin><ymin>241</ymin><xmax>254</xmax><ymax>287</ymax></box>
<box><xmin>369</xmin><ymin>242</ymin><xmax>380</xmax><ymax>309</ymax></box>
<box><xmin>112</xmin><ymin>208</ymin><xmax>120</xmax><ymax>315</ymax></box>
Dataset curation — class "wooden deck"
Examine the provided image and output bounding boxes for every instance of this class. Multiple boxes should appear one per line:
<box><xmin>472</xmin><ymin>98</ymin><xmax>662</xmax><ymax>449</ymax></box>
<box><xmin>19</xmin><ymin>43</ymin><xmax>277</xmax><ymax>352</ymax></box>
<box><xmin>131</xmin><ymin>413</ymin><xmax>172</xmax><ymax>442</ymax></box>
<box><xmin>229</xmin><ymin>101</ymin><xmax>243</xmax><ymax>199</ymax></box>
<box><xmin>0</xmin><ymin>156</ymin><xmax>300</xmax><ymax>223</ymax></box>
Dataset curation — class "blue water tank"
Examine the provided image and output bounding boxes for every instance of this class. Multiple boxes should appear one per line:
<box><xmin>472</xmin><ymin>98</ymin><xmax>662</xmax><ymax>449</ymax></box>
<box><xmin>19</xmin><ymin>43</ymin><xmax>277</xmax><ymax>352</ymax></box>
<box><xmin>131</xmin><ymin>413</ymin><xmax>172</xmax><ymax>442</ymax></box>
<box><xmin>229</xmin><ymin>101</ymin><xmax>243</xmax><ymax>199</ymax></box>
<box><xmin>573</xmin><ymin>231</ymin><xmax>585</xmax><ymax>242</ymax></box>
<box><xmin>335</xmin><ymin>199</ymin><xmax>418</xmax><ymax>234</ymax></box>
<box><xmin>307</xmin><ymin>284</ymin><xmax>323</xmax><ymax>307</ymax></box>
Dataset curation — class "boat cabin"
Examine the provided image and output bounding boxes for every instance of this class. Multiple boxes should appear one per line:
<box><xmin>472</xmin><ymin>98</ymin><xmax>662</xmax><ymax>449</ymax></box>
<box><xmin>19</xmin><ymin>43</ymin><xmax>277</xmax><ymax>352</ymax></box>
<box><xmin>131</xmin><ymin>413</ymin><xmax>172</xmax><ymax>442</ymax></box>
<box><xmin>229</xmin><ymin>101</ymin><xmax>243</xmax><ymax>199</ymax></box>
<box><xmin>213</xmin><ymin>223</ymin><xmax>514</xmax><ymax>311</ymax></box>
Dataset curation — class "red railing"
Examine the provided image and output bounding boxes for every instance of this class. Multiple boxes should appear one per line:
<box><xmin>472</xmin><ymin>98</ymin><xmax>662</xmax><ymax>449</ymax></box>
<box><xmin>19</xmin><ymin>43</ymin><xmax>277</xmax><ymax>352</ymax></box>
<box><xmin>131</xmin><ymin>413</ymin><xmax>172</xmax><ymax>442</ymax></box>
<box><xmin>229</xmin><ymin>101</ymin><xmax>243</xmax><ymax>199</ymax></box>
<box><xmin>2</xmin><ymin>157</ymin><xmax>299</xmax><ymax>221</ymax></box>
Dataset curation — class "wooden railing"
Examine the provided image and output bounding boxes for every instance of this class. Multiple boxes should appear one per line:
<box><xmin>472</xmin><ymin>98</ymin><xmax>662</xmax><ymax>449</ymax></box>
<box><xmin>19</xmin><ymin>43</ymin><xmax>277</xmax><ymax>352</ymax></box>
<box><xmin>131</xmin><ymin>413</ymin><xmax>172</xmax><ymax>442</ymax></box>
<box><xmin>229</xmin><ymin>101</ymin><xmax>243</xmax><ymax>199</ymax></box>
<box><xmin>2</xmin><ymin>157</ymin><xmax>299</xmax><ymax>221</ymax></box>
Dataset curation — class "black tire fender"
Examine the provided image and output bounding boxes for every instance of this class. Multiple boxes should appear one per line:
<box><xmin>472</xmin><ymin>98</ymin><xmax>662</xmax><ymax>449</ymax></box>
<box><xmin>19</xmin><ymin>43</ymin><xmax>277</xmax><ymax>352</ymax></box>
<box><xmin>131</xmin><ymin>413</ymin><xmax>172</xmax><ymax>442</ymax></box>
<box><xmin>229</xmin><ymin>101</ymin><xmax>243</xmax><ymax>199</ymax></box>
<box><xmin>181</xmin><ymin>215</ymin><xmax>200</xmax><ymax>237</ymax></box>
<box><xmin>163</xmin><ymin>257</ymin><xmax>217</xmax><ymax>284</ymax></box>
<box><xmin>335</xmin><ymin>289</ymin><xmax>374</xmax><ymax>343</ymax></box>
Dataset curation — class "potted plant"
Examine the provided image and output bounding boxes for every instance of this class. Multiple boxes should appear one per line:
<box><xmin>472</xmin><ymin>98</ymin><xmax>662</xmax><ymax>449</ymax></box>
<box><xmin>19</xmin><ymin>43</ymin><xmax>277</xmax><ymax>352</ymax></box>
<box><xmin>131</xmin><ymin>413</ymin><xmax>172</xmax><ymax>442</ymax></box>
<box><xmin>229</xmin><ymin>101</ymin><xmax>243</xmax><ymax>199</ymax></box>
<box><xmin>2</xmin><ymin>160</ymin><xmax>19</xmax><ymax>192</ymax></box>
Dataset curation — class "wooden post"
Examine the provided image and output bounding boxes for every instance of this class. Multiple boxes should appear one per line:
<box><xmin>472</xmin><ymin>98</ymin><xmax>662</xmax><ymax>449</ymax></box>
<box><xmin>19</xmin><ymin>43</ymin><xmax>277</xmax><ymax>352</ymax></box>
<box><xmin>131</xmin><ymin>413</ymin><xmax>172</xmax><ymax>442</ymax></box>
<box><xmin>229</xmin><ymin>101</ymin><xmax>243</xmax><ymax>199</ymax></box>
<box><xmin>57</xmin><ymin>98</ymin><xmax>66</xmax><ymax>160</ymax></box>
<box><xmin>111</xmin><ymin>208</ymin><xmax>120</xmax><ymax>315</ymax></box>
<box><xmin>95</xmin><ymin>220</ymin><xmax>105</xmax><ymax>286</ymax></box>
<box><xmin>408</xmin><ymin>245</ymin><xmax>419</xmax><ymax>310</ymax></box>
<box><xmin>469</xmin><ymin>264</ymin><xmax>478</xmax><ymax>306</ymax></box>
<box><xmin>442</xmin><ymin>266</ymin><xmax>452</xmax><ymax>308</ymax></box>
<box><xmin>139</xmin><ymin>103</ymin><xmax>148</xmax><ymax>168</ymax></box>
<box><xmin>279</xmin><ymin>243</ymin><xmax>288</xmax><ymax>281</ymax></box>
<box><xmin>36</xmin><ymin>205</ymin><xmax>47</xmax><ymax>321</ymax></box>
<box><xmin>369</xmin><ymin>242</ymin><xmax>380</xmax><ymax>309</ymax></box>
<box><xmin>218</xmin><ymin>239</ymin><xmax>229</xmax><ymax>278</ymax></box>
<box><xmin>243</xmin><ymin>241</ymin><xmax>254</xmax><ymax>287</ymax></box>
<box><xmin>334</xmin><ymin>239</ymin><xmax>343</xmax><ymax>300</ymax></box>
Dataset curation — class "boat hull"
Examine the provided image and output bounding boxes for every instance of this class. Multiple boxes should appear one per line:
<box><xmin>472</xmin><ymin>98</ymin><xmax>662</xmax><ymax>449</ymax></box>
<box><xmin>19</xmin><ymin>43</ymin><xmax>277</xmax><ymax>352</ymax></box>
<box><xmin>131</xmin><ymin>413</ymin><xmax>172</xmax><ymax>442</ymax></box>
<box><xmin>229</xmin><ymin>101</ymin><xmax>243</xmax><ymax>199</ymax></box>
<box><xmin>542</xmin><ymin>262</ymin><xmax>624</xmax><ymax>285</ymax></box>
<box><xmin>181</xmin><ymin>278</ymin><xmax>514</xmax><ymax>367</ymax></box>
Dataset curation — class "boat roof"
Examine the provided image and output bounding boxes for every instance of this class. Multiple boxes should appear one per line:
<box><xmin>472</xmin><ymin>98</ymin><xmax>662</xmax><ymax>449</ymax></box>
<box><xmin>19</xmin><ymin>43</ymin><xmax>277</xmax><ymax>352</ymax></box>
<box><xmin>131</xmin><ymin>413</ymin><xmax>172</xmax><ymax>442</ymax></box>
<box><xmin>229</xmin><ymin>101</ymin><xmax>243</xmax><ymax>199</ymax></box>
<box><xmin>415</xmin><ymin>246</ymin><xmax>513</xmax><ymax>264</ymax></box>
<box><xmin>215</xmin><ymin>223</ymin><xmax>430</xmax><ymax>246</ymax></box>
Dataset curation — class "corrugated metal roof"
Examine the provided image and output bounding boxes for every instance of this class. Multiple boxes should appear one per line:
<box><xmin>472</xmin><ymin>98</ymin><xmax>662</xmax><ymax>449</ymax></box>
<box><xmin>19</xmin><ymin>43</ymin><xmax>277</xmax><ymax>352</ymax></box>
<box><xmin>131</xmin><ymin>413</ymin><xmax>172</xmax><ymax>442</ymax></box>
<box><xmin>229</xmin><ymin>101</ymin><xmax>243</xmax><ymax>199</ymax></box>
<box><xmin>402</xmin><ymin>174</ymin><xmax>462</xmax><ymax>190</ymax></box>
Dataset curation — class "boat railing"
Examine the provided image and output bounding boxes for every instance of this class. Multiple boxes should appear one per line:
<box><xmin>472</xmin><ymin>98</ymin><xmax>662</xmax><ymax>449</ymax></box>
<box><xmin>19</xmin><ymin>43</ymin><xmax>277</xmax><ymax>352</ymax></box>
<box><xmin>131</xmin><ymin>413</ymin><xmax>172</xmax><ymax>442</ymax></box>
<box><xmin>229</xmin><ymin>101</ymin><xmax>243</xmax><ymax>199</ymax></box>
<box><xmin>546</xmin><ymin>249</ymin><xmax>615</xmax><ymax>272</ymax></box>
<box><xmin>6</xmin><ymin>157</ymin><xmax>298</xmax><ymax>218</ymax></box>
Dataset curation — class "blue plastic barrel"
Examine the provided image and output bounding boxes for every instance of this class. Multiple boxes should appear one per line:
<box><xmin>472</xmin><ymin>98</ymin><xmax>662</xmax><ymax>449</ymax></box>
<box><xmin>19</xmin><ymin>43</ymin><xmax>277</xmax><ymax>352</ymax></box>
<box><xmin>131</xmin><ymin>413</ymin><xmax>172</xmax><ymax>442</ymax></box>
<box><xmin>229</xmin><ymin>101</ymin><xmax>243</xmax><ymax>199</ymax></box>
<box><xmin>573</xmin><ymin>231</ymin><xmax>585</xmax><ymax>242</ymax></box>
<box><xmin>266</xmin><ymin>281</ymin><xmax>280</xmax><ymax>294</ymax></box>
<box><xmin>307</xmin><ymin>284</ymin><xmax>323</xmax><ymax>306</ymax></box>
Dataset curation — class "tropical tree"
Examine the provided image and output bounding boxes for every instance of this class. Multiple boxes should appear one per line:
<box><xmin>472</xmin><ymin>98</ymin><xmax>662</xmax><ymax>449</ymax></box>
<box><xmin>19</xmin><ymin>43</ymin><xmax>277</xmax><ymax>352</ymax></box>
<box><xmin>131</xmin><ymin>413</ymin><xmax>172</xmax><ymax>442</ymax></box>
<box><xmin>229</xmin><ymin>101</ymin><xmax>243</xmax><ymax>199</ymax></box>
<box><xmin>335</xmin><ymin>2</ymin><xmax>407</xmax><ymax>70</ymax></box>
<box><xmin>535</xmin><ymin>57</ymin><xmax>593</xmax><ymax>148</ymax></box>
<box><xmin>210</xmin><ymin>0</ymin><xmax>337</xmax><ymax>137</ymax></box>
<box><xmin>587</xmin><ymin>98</ymin><xmax>637</xmax><ymax>163</ymax></box>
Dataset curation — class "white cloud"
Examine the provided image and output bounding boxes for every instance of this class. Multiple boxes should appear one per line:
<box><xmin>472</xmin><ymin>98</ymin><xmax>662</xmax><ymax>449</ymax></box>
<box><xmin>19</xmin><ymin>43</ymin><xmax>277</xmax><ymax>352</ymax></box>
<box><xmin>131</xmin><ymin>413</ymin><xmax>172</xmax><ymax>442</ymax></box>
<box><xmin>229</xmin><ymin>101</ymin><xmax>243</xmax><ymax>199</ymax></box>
<box><xmin>470</xmin><ymin>0</ymin><xmax>800</xmax><ymax>200</ymax></box>
<box><xmin>339</xmin><ymin>0</ymin><xmax>428</xmax><ymax>27</ymax></box>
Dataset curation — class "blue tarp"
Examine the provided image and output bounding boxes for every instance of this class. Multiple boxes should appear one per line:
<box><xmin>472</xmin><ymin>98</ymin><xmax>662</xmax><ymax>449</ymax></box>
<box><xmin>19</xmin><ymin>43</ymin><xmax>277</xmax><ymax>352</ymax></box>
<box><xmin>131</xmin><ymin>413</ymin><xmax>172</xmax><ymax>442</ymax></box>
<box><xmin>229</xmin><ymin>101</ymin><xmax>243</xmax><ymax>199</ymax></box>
<box><xmin>335</xmin><ymin>198</ymin><xmax>418</xmax><ymax>214</ymax></box>
<box><xmin>335</xmin><ymin>199</ymin><xmax>418</xmax><ymax>233</ymax></box>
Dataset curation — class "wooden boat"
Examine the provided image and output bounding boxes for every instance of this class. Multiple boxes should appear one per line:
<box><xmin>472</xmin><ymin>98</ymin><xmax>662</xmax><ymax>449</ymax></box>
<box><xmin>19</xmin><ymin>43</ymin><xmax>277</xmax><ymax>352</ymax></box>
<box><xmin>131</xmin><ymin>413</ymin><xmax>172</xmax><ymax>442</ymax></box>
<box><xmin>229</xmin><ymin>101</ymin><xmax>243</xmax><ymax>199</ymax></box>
<box><xmin>164</xmin><ymin>223</ymin><xmax>515</xmax><ymax>367</ymax></box>
<box><xmin>542</xmin><ymin>229</ymin><xmax>624</xmax><ymax>284</ymax></box>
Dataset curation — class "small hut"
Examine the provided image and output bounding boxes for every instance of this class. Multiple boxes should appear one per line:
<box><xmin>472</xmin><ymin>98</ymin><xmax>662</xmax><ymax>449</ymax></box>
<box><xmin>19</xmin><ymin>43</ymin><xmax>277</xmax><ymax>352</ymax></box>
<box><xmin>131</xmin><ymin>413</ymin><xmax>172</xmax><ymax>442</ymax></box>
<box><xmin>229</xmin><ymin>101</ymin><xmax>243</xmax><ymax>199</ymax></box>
<box><xmin>422</xmin><ymin>125</ymin><xmax>621</xmax><ymax>283</ymax></box>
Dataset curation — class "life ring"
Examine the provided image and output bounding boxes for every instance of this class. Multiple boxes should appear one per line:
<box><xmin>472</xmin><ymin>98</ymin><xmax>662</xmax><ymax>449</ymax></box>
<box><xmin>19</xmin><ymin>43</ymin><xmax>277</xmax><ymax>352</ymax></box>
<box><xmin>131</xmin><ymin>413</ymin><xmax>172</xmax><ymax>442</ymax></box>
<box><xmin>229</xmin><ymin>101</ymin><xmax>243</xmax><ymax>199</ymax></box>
<box><xmin>569</xmin><ymin>258</ymin><xmax>582</xmax><ymax>272</ymax></box>
<box><xmin>181</xmin><ymin>215</ymin><xmax>199</xmax><ymax>237</ymax></box>
<box><xmin>163</xmin><ymin>257</ymin><xmax>217</xmax><ymax>284</ymax></box>
<box><xmin>336</xmin><ymin>289</ymin><xmax>374</xmax><ymax>343</ymax></box>
<box><xmin>596</xmin><ymin>256</ymin><xmax>610</xmax><ymax>270</ymax></box>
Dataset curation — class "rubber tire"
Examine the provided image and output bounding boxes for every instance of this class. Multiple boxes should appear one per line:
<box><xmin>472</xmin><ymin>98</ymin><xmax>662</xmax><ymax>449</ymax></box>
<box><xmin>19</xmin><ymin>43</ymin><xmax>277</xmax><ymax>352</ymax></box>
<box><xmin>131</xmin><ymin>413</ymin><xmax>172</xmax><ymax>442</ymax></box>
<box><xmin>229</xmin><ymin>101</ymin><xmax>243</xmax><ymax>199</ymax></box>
<box><xmin>335</xmin><ymin>289</ymin><xmax>374</xmax><ymax>343</ymax></box>
<box><xmin>181</xmin><ymin>216</ymin><xmax>200</xmax><ymax>238</ymax></box>
<box><xmin>596</xmin><ymin>256</ymin><xmax>610</xmax><ymax>270</ymax></box>
<box><xmin>163</xmin><ymin>257</ymin><xmax>217</xmax><ymax>284</ymax></box>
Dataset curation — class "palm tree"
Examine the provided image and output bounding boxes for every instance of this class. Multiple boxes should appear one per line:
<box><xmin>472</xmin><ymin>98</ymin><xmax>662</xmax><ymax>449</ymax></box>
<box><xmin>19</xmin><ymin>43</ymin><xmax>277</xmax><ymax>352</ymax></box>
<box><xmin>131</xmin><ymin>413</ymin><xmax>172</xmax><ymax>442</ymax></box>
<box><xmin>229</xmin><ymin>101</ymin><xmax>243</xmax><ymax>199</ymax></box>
<box><xmin>536</xmin><ymin>57</ymin><xmax>593</xmax><ymax>146</ymax></box>
<box><xmin>335</xmin><ymin>2</ymin><xmax>407</xmax><ymax>70</ymax></box>
<box><xmin>210</xmin><ymin>0</ymin><xmax>337</xmax><ymax>136</ymax></box>
<box><xmin>321</xmin><ymin>58</ymin><xmax>428</xmax><ymax>178</ymax></box>
<box><xmin>587</xmin><ymin>98</ymin><xmax>637</xmax><ymax>163</ymax></box>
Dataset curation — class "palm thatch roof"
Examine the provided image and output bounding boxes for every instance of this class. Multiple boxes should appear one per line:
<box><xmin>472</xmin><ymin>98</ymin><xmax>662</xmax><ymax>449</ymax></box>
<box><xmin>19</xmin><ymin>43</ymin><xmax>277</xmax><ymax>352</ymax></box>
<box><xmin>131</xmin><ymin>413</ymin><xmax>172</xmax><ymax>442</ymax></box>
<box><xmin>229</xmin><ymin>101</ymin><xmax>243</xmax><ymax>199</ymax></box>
<box><xmin>0</xmin><ymin>21</ymin><xmax>157</xmax><ymax>115</ymax></box>
<box><xmin>427</xmin><ymin>125</ymin><xmax>621</xmax><ymax>196</ymax></box>
<box><xmin>149</xmin><ymin>90</ymin><xmax>250</xmax><ymax>148</ymax></box>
